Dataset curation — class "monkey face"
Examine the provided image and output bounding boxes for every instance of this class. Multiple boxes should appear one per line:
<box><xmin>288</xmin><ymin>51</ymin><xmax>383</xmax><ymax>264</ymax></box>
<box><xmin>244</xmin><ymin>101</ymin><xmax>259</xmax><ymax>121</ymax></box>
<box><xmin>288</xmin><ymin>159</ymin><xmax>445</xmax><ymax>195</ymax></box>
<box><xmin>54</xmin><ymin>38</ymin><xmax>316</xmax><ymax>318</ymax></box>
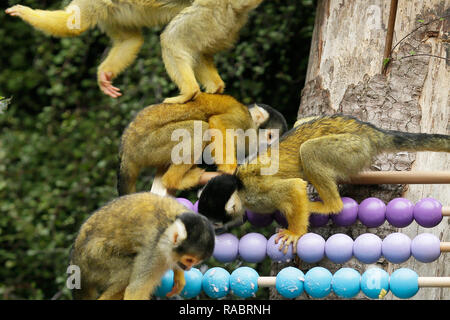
<box><xmin>173</xmin><ymin>212</ymin><xmax>215</xmax><ymax>265</ymax></box>
<box><xmin>198</xmin><ymin>174</ymin><xmax>245</xmax><ymax>233</ymax></box>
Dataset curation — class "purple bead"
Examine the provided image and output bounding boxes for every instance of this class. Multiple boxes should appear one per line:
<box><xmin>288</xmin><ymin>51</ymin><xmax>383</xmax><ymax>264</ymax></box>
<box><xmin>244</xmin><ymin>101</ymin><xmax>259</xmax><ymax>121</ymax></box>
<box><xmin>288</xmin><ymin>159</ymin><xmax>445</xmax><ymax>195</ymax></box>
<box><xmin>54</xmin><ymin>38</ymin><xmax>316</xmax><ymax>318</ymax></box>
<box><xmin>246</xmin><ymin>210</ymin><xmax>274</xmax><ymax>227</ymax></box>
<box><xmin>411</xmin><ymin>233</ymin><xmax>441</xmax><ymax>263</ymax></box>
<box><xmin>176</xmin><ymin>198</ymin><xmax>195</xmax><ymax>211</ymax></box>
<box><xmin>331</xmin><ymin>197</ymin><xmax>358</xmax><ymax>226</ymax></box>
<box><xmin>193</xmin><ymin>200</ymin><xmax>199</xmax><ymax>213</ymax></box>
<box><xmin>413</xmin><ymin>198</ymin><xmax>443</xmax><ymax>228</ymax></box>
<box><xmin>358</xmin><ymin>197</ymin><xmax>386</xmax><ymax>228</ymax></box>
<box><xmin>213</xmin><ymin>233</ymin><xmax>239</xmax><ymax>263</ymax></box>
<box><xmin>266</xmin><ymin>234</ymin><xmax>294</xmax><ymax>262</ymax></box>
<box><xmin>309</xmin><ymin>213</ymin><xmax>330</xmax><ymax>227</ymax></box>
<box><xmin>238</xmin><ymin>233</ymin><xmax>267</xmax><ymax>263</ymax></box>
<box><xmin>274</xmin><ymin>210</ymin><xmax>288</xmax><ymax>228</ymax></box>
<box><xmin>353</xmin><ymin>233</ymin><xmax>382</xmax><ymax>264</ymax></box>
<box><xmin>324</xmin><ymin>233</ymin><xmax>354</xmax><ymax>264</ymax></box>
<box><xmin>386</xmin><ymin>198</ymin><xmax>414</xmax><ymax>228</ymax></box>
<box><xmin>297</xmin><ymin>233</ymin><xmax>325</xmax><ymax>263</ymax></box>
<box><xmin>382</xmin><ymin>233</ymin><xmax>411</xmax><ymax>263</ymax></box>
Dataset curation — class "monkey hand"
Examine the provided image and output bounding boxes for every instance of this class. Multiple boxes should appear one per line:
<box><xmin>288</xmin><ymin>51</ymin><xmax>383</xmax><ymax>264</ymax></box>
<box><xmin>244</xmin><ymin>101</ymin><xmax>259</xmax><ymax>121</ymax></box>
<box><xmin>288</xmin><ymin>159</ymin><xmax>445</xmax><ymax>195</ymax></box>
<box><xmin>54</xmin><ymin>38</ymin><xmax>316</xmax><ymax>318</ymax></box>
<box><xmin>166</xmin><ymin>269</ymin><xmax>186</xmax><ymax>297</ymax></box>
<box><xmin>274</xmin><ymin>229</ymin><xmax>302</xmax><ymax>255</ymax></box>
<box><xmin>5</xmin><ymin>5</ymin><xmax>32</xmax><ymax>18</ymax></box>
<box><xmin>98</xmin><ymin>71</ymin><xmax>122</xmax><ymax>98</ymax></box>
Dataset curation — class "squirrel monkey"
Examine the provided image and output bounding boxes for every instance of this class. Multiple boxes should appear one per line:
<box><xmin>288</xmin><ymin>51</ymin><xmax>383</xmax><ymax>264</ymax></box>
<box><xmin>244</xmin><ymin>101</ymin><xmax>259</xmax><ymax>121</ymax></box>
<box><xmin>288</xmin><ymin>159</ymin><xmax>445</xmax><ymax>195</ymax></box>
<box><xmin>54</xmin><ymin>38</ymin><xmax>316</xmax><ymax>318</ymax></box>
<box><xmin>70</xmin><ymin>192</ymin><xmax>215</xmax><ymax>300</ymax></box>
<box><xmin>5</xmin><ymin>0</ymin><xmax>263</xmax><ymax>102</ymax></box>
<box><xmin>117</xmin><ymin>93</ymin><xmax>287</xmax><ymax>196</ymax></box>
<box><xmin>198</xmin><ymin>115</ymin><xmax>450</xmax><ymax>253</ymax></box>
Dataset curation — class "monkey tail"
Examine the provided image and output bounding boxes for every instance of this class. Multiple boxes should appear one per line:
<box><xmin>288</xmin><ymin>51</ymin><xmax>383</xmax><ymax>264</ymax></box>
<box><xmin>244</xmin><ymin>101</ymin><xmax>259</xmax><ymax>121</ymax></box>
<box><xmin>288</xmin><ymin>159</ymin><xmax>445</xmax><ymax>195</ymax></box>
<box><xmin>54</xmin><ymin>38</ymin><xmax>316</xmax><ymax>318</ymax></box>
<box><xmin>384</xmin><ymin>130</ymin><xmax>450</xmax><ymax>153</ymax></box>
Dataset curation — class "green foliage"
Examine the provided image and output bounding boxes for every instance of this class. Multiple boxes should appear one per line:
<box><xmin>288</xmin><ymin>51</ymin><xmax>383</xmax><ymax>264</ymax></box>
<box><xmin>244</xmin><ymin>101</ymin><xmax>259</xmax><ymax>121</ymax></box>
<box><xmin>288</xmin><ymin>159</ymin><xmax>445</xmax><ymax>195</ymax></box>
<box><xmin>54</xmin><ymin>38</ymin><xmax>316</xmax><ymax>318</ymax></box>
<box><xmin>0</xmin><ymin>0</ymin><xmax>316</xmax><ymax>299</ymax></box>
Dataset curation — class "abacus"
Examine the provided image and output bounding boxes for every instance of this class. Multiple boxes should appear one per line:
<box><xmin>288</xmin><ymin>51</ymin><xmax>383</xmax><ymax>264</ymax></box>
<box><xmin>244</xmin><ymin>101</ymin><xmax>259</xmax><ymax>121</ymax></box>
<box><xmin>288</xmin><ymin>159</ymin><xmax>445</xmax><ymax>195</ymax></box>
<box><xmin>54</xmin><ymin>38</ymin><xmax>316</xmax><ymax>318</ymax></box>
<box><xmin>161</xmin><ymin>171</ymin><xmax>450</xmax><ymax>299</ymax></box>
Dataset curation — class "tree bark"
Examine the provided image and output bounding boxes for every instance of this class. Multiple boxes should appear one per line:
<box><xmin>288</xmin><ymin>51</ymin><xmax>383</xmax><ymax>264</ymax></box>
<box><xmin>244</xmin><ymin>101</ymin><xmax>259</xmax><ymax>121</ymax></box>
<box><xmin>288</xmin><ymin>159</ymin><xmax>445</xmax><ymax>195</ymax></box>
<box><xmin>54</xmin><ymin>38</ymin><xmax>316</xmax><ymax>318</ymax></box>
<box><xmin>271</xmin><ymin>0</ymin><xmax>449</xmax><ymax>300</ymax></box>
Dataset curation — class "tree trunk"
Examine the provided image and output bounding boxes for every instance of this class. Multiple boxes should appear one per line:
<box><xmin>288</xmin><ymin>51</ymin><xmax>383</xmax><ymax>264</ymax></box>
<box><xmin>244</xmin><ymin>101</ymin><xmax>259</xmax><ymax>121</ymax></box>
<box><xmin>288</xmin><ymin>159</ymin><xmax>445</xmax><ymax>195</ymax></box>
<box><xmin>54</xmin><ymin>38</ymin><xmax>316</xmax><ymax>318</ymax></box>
<box><xmin>271</xmin><ymin>0</ymin><xmax>449</xmax><ymax>300</ymax></box>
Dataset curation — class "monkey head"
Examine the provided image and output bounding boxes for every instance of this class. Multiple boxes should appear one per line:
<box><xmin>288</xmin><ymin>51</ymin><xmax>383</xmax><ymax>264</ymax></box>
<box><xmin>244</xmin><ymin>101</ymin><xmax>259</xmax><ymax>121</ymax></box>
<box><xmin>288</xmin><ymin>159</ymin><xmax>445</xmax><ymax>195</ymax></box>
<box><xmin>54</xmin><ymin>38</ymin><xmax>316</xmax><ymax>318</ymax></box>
<box><xmin>197</xmin><ymin>174</ymin><xmax>245</xmax><ymax>234</ymax></box>
<box><xmin>248</xmin><ymin>103</ymin><xmax>288</xmax><ymax>145</ymax></box>
<box><xmin>165</xmin><ymin>212</ymin><xmax>215</xmax><ymax>270</ymax></box>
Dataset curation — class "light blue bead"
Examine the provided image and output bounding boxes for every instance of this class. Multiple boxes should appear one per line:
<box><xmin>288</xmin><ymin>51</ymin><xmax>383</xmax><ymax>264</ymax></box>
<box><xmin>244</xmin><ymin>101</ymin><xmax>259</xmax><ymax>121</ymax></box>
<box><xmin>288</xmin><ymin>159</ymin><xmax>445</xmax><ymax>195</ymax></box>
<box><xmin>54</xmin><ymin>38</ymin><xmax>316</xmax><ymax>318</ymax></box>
<box><xmin>154</xmin><ymin>269</ymin><xmax>174</xmax><ymax>298</ymax></box>
<box><xmin>202</xmin><ymin>267</ymin><xmax>230</xmax><ymax>299</ymax></box>
<box><xmin>361</xmin><ymin>268</ymin><xmax>390</xmax><ymax>299</ymax></box>
<box><xmin>390</xmin><ymin>268</ymin><xmax>419</xmax><ymax>299</ymax></box>
<box><xmin>276</xmin><ymin>267</ymin><xmax>305</xmax><ymax>299</ymax></box>
<box><xmin>304</xmin><ymin>267</ymin><xmax>333</xmax><ymax>298</ymax></box>
<box><xmin>180</xmin><ymin>268</ymin><xmax>203</xmax><ymax>299</ymax></box>
<box><xmin>332</xmin><ymin>268</ymin><xmax>361</xmax><ymax>298</ymax></box>
<box><xmin>230</xmin><ymin>267</ymin><xmax>259</xmax><ymax>298</ymax></box>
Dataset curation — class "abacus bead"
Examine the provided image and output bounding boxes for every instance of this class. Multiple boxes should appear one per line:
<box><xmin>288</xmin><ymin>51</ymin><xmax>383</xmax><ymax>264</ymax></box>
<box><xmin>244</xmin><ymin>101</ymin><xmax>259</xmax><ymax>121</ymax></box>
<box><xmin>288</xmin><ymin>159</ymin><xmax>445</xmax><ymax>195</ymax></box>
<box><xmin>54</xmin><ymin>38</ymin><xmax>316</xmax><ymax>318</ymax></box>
<box><xmin>411</xmin><ymin>233</ymin><xmax>441</xmax><ymax>263</ymax></box>
<box><xmin>386</xmin><ymin>198</ymin><xmax>414</xmax><ymax>228</ymax></box>
<box><xmin>325</xmin><ymin>233</ymin><xmax>354</xmax><ymax>264</ymax></box>
<box><xmin>304</xmin><ymin>267</ymin><xmax>333</xmax><ymax>298</ymax></box>
<box><xmin>239</xmin><ymin>233</ymin><xmax>267</xmax><ymax>263</ymax></box>
<box><xmin>180</xmin><ymin>268</ymin><xmax>203</xmax><ymax>299</ymax></box>
<box><xmin>274</xmin><ymin>210</ymin><xmax>288</xmax><ymax>228</ymax></box>
<box><xmin>382</xmin><ymin>233</ymin><xmax>411</xmax><ymax>263</ymax></box>
<box><xmin>276</xmin><ymin>267</ymin><xmax>305</xmax><ymax>299</ymax></box>
<box><xmin>176</xmin><ymin>198</ymin><xmax>195</xmax><ymax>211</ymax></box>
<box><xmin>413</xmin><ymin>198</ymin><xmax>443</xmax><ymax>228</ymax></box>
<box><xmin>213</xmin><ymin>233</ymin><xmax>239</xmax><ymax>263</ymax></box>
<box><xmin>246</xmin><ymin>210</ymin><xmax>274</xmax><ymax>227</ymax></box>
<box><xmin>389</xmin><ymin>268</ymin><xmax>419</xmax><ymax>299</ymax></box>
<box><xmin>309</xmin><ymin>213</ymin><xmax>330</xmax><ymax>227</ymax></box>
<box><xmin>353</xmin><ymin>233</ymin><xmax>382</xmax><ymax>264</ymax></box>
<box><xmin>202</xmin><ymin>267</ymin><xmax>230</xmax><ymax>299</ymax></box>
<box><xmin>230</xmin><ymin>267</ymin><xmax>259</xmax><ymax>298</ymax></box>
<box><xmin>297</xmin><ymin>233</ymin><xmax>326</xmax><ymax>263</ymax></box>
<box><xmin>331</xmin><ymin>197</ymin><xmax>358</xmax><ymax>226</ymax></box>
<box><xmin>361</xmin><ymin>268</ymin><xmax>390</xmax><ymax>299</ymax></box>
<box><xmin>358</xmin><ymin>197</ymin><xmax>386</xmax><ymax>228</ymax></box>
<box><xmin>154</xmin><ymin>269</ymin><xmax>174</xmax><ymax>298</ymax></box>
<box><xmin>332</xmin><ymin>268</ymin><xmax>361</xmax><ymax>299</ymax></box>
<box><xmin>267</xmin><ymin>234</ymin><xmax>294</xmax><ymax>262</ymax></box>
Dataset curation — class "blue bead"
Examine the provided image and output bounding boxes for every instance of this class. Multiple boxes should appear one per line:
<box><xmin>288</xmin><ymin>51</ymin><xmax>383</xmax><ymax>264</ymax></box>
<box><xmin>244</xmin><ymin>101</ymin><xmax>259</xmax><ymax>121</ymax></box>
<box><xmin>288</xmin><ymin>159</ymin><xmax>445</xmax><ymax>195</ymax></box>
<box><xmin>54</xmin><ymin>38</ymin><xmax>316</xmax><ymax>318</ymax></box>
<box><xmin>154</xmin><ymin>269</ymin><xmax>174</xmax><ymax>298</ymax></box>
<box><xmin>276</xmin><ymin>267</ymin><xmax>305</xmax><ymax>299</ymax></box>
<box><xmin>304</xmin><ymin>267</ymin><xmax>333</xmax><ymax>298</ymax></box>
<box><xmin>202</xmin><ymin>267</ymin><xmax>230</xmax><ymax>299</ymax></box>
<box><xmin>390</xmin><ymin>268</ymin><xmax>419</xmax><ymax>299</ymax></box>
<box><xmin>180</xmin><ymin>268</ymin><xmax>203</xmax><ymax>299</ymax></box>
<box><xmin>230</xmin><ymin>267</ymin><xmax>259</xmax><ymax>298</ymax></box>
<box><xmin>361</xmin><ymin>268</ymin><xmax>390</xmax><ymax>299</ymax></box>
<box><xmin>332</xmin><ymin>268</ymin><xmax>361</xmax><ymax>298</ymax></box>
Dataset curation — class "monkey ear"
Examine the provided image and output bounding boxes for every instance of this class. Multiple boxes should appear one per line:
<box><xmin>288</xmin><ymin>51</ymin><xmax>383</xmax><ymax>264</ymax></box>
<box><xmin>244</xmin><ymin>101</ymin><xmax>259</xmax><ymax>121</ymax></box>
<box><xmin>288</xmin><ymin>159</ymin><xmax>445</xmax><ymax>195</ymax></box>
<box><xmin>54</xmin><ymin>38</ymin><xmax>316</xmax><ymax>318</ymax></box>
<box><xmin>249</xmin><ymin>105</ymin><xmax>269</xmax><ymax>128</ymax></box>
<box><xmin>168</xmin><ymin>219</ymin><xmax>188</xmax><ymax>246</ymax></box>
<box><xmin>225</xmin><ymin>191</ymin><xmax>244</xmax><ymax>217</ymax></box>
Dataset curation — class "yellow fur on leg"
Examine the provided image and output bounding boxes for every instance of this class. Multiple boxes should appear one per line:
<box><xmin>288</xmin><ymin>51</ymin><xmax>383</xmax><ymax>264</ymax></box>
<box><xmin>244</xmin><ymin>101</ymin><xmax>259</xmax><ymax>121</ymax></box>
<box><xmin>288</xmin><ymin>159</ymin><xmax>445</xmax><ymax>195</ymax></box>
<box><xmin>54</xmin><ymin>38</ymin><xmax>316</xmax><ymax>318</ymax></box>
<box><xmin>5</xmin><ymin>5</ymin><xmax>90</xmax><ymax>37</ymax></box>
<box><xmin>271</xmin><ymin>178</ymin><xmax>310</xmax><ymax>253</ymax></box>
<box><xmin>194</xmin><ymin>55</ymin><xmax>225</xmax><ymax>94</ymax></box>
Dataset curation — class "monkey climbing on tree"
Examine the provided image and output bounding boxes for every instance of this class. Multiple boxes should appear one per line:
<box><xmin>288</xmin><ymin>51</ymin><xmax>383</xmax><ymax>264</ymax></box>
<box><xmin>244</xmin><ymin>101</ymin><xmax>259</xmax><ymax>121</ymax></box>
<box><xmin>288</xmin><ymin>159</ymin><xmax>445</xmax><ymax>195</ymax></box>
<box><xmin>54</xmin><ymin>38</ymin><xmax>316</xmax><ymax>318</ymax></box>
<box><xmin>198</xmin><ymin>115</ymin><xmax>450</xmax><ymax>254</ymax></box>
<box><xmin>69</xmin><ymin>192</ymin><xmax>215</xmax><ymax>300</ymax></box>
<box><xmin>117</xmin><ymin>93</ymin><xmax>287</xmax><ymax>196</ymax></box>
<box><xmin>5</xmin><ymin>0</ymin><xmax>263</xmax><ymax>102</ymax></box>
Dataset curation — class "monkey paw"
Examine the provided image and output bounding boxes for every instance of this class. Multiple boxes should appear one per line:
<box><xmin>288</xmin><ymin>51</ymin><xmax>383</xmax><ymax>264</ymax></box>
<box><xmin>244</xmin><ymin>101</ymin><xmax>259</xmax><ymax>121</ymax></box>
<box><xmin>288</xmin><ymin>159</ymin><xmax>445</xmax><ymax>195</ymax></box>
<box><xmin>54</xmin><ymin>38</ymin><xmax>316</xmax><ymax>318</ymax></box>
<box><xmin>204</xmin><ymin>81</ymin><xmax>225</xmax><ymax>94</ymax></box>
<box><xmin>163</xmin><ymin>90</ymin><xmax>200</xmax><ymax>104</ymax></box>
<box><xmin>166</xmin><ymin>271</ymin><xmax>186</xmax><ymax>297</ymax></box>
<box><xmin>98</xmin><ymin>71</ymin><xmax>122</xmax><ymax>98</ymax></box>
<box><xmin>5</xmin><ymin>5</ymin><xmax>31</xmax><ymax>18</ymax></box>
<box><xmin>274</xmin><ymin>229</ymin><xmax>302</xmax><ymax>254</ymax></box>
